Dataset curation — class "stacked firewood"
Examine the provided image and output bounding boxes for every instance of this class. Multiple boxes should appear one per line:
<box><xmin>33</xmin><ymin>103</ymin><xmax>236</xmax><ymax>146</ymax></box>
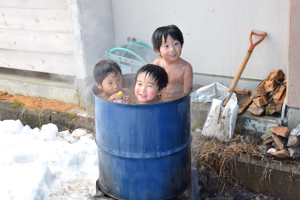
<box><xmin>238</xmin><ymin>69</ymin><xmax>287</xmax><ymax>115</ymax></box>
<box><xmin>262</xmin><ymin>125</ymin><xmax>300</xmax><ymax>158</ymax></box>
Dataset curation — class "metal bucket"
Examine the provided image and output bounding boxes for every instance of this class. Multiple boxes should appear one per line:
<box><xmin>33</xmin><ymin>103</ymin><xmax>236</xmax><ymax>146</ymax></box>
<box><xmin>93</xmin><ymin>76</ymin><xmax>192</xmax><ymax>200</ymax></box>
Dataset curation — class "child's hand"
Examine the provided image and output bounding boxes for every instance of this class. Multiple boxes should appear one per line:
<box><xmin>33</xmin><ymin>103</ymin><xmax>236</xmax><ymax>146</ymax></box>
<box><xmin>108</xmin><ymin>93</ymin><xmax>134</xmax><ymax>104</ymax></box>
<box><xmin>108</xmin><ymin>93</ymin><xmax>118</xmax><ymax>102</ymax></box>
<box><xmin>122</xmin><ymin>95</ymin><xmax>134</xmax><ymax>104</ymax></box>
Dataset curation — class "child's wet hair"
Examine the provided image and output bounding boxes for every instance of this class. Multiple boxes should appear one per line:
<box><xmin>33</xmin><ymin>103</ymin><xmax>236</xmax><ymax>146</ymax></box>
<box><xmin>151</xmin><ymin>24</ymin><xmax>184</xmax><ymax>52</ymax></box>
<box><xmin>93</xmin><ymin>60</ymin><xmax>122</xmax><ymax>85</ymax></box>
<box><xmin>135</xmin><ymin>64</ymin><xmax>168</xmax><ymax>91</ymax></box>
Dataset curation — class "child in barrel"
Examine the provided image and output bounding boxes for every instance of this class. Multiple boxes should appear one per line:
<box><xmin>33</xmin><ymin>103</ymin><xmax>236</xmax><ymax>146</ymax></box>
<box><xmin>152</xmin><ymin>24</ymin><xmax>193</xmax><ymax>101</ymax></box>
<box><xmin>134</xmin><ymin>64</ymin><xmax>168</xmax><ymax>104</ymax></box>
<box><xmin>93</xmin><ymin>59</ymin><xmax>134</xmax><ymax>103</ymax></box>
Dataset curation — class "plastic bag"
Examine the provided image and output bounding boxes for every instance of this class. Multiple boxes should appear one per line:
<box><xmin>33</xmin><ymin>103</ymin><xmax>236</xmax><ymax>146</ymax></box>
<box><xmin>191</xmin><ymin>82</ymin><xmax>237</xmax><ymax>104</ymax></box>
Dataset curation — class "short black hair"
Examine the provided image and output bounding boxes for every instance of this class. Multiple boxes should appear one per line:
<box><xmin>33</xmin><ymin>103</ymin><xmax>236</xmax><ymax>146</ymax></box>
<box><xmin>151</xmin><ymin>24</ymin><xmax>184</xmax><ymax>52</ymax></box>
<box><xmin>135</xmin><ymin>64</ymin><xmax>168</xmax><ymax>91</ymax></box>
<box><xmin>93</xmin><ymin>60</ymin><xmax>122</xmax><ymax>85</ymax></box>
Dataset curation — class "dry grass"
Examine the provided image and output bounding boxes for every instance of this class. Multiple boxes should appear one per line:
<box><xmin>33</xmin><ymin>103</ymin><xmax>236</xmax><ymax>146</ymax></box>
<box><xmin>191</xmin><ymin>130</ymin><xmax>285</xmax><ymax>199</ymax></box>
<box><xmin>193</xmin><ymin>130</ymin><xmax>262</xmax><ymax>181</ymax></box>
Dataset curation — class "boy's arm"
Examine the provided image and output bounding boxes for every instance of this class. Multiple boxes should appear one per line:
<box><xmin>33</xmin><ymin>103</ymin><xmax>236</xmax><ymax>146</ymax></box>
<box><xmin>182</xmin><ymin>63</ymin><xmax>193</xmax><ymax>96</ymax></box>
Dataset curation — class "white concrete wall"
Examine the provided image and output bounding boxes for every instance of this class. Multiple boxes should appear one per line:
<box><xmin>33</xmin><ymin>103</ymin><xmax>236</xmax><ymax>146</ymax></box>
<box><xmin>111</xmin><ymin>0</ymin><xmax>289</xmax><ymax>89</ymax></box>
<box><xmin>67</xmin><ymin>0</ymin><xmax>115</xmax><ymax>106</ymax></box>
<box><xmin>71</xmin><ymin>0</ymin><xmax>115</xmax><ymax>78</ymax></box>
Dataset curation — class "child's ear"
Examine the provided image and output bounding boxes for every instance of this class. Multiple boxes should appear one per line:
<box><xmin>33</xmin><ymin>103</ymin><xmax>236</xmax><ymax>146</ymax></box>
<box><xmin>95</xmin><ymin>82</ymin><xmax>102</xmax><ymax>89</ymax></box>
<box><xmin>154</xmin><ymin>49</ymin><xmax>161</xmax><ymax>56</ymax></box>
<box><xmin>158</xmin><ymin>87</ymin><xmax>167</xmax><ymax>96</ymax></box>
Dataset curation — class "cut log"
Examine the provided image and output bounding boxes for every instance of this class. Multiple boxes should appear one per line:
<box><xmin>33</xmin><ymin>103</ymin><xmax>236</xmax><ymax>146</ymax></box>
<box><xmin>251</xmin><ymin>90</ymin><xmax>260</xmax><ymax>98</ymax></box>
<box><xmin>276</xmin><ymin>91</ymin><xmax>286</xmax><ymax>112</ymax></box>
<box><xmin>263</xmin><ymin>136</ymin><xmax>274</xmax><ymax>145</ymax></box>
<box><xmin>273</xmin><ymin>79</ymin><xmax>286</xmax><ymax>104</ymax></box>
<box><xmin>266</xmin><ymin>100</ymin><xmax>277</xmax><ymax>115</ymax></box>
<box><xmin>268</xmin><ymin>99</ymin><xmax>276</xmax><ymax>110</ymax></box>
<box><xmin>234</xmin><ymin>89</ymin><xmax>250</xmax><ymax>95</ymax></box>
<box><xmin>253</xmin><ymin>97</ymin><xmax>268</xmax><ymax>107</ymax></box>
<box><xmin>248</xmin><ymin>102</ymin><xmax>265</xmax><ymax>116</ymax></box>
<box><xmin>272</xmin><ymin>134</ymin><xmax>287</xmax><ymax>150</ymax></box>
<box><xmin>270</xmin><ymin>126</ymin><xmax>291</xmax><ymax>138</ymax></box>
<box><xmin>251</xmin><ymin>80</ymin><xmax>268</xmax><ymax>99</ymax></box>
<box><xmin>264</xmin><ymin>69</ymin><xmax>285</xmax><ymax>93</ymax></box>
<box><xmin>271</xmin><ymin>149</ymin><xmax>290</xmax><ymax>158</ymax></box>
<box><xmin>257</xmin><ymin>82</ymin><xmax>268</xmax><ymax>104</ymax></box>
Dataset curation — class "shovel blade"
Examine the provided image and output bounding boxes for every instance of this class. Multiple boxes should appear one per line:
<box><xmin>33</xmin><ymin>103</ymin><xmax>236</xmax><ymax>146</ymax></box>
<box><xmin>202</xmin><ymin>98</ymin><xmax>239</xmax><ymax>141</ymax></box>
<box><xmin>201</xmin><ymin>99</ymin><xmax>222</xmax><ymax>138</ymax></box>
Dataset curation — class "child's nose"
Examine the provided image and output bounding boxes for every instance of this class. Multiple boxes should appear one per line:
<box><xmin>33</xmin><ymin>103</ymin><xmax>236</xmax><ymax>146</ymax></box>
<box><xmin>113</xmin><ymin>82</ymin><xmax>119</xmax><ymax>88</ymax></box>
<box><xmin>140</xmin><ymin>86</ymin><xmax>146</xmax><ymax>92</ymax></box>
<box><xmin>169</xmin><ymin>44</ymin><xmax>175</xmax><ymax>51</ymax></box>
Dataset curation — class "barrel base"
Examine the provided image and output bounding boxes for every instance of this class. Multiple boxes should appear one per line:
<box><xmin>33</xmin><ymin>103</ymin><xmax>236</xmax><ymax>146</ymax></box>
<box><xmin>96</xmin><ymin>179</ymin><xmax>191</xmax><ymax>200</ymax></box>
<box><xmin>97</xmin><ymin>145</ymin><xmax>191</xmax><ymax>200</ymax></box>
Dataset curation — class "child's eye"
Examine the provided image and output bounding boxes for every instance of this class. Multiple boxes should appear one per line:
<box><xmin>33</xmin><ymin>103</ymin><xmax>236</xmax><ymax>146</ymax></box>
<box><xmin>165</xmin><ymin>45</ymin><xmax>169</xmax><ymax>48</ymax></box>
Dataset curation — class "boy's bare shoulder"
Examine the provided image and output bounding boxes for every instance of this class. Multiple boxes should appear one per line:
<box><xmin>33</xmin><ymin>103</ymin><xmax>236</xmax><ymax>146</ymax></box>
<box><xmin>180</xmin><ymin>58</ymin><xmax>192</xmax><ymax>69</ymax></box>
<box><xmin>97</xmin><ymin>92</ymin><xmax>107</xmax><ymax>100</ymax></box>
<box><xmin>153</xmin><ymin>58</ymin><xmax>164</xmax><ymax>66</ymax></box>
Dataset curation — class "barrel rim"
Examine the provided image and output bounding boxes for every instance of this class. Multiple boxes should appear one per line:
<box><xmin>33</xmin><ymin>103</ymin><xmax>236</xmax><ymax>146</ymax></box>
<box><xmin>93</xmin><ymin>85</ymin><xmax>191</xmax><ymax>107</ymax></box>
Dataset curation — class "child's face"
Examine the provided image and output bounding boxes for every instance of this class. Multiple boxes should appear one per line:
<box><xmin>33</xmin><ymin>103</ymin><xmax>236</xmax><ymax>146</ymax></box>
<box><xmin>135</xmin><ymin>72</ymin><xmax>162</xmax><ymax>104</ymax></box>
<box><xmin>98</xmin><ymin>71</ymin><xmax>122</xmax><ymax>96</ymax></box>
<box><xmin>156</xmin><ymin>35</ymin><xmax>182</xmax><ymax>62</ymax></box>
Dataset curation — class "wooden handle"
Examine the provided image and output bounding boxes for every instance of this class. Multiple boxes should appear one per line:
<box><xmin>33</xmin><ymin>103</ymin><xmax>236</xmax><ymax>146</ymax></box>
<box><xmin>224</xmin><ymin>30</ymin><xmax>267</xmax><ymax>106</ymax></box>
<box><xmin>228</xmin><ymin>51</ymin><xmax>252</xmax><ymax>93</ymax></box>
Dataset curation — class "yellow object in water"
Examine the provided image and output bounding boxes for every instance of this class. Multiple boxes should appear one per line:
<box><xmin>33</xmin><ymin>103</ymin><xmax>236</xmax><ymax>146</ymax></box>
<box><xmin>117</xmin><ymin>91</ymin><xmax>123</xmax><ymax>99</ymax></box>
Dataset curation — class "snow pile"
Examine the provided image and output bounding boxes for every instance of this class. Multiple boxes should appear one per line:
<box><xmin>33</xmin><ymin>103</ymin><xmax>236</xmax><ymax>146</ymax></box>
<box><xmin>0</xmin><ymin>120</ymin><xmax>98</xmax><ymax>200</ymax></box>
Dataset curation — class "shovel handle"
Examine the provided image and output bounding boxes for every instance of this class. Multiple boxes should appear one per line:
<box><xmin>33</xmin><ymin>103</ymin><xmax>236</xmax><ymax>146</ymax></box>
<box><xmin>225</xmin><ymin>30</ymin><xmax>267</xmax><ymax>106</ymax></box>
<box><xmin>248</xmin><ymin>30</ymin><xmax>267</xmax><ymax>52</ymax></box>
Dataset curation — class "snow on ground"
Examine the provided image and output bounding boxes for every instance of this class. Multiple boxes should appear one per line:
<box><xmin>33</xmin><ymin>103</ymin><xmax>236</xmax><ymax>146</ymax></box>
<box><xmin>0</xmin><ymin>119</ymin><xmax>98</xmax><ymax>200</ymax></box>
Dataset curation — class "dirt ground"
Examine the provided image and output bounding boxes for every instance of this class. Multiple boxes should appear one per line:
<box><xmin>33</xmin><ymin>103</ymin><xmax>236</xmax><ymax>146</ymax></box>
<box><xmin>191</xmin><ymin>129</ymin><xmax>282</xmax><ymax>200</ymax></box>
<box><xmin>0</xmin><ymin>91</ymin><xmax>85</xmax><ymax>112</ymax></box>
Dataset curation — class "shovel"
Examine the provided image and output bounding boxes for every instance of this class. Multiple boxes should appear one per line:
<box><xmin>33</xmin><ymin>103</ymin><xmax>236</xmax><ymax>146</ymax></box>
<box><xmin>201</xmin><ymin>30</ymin><xmax>267</xmax><ymax>141</ymax></box>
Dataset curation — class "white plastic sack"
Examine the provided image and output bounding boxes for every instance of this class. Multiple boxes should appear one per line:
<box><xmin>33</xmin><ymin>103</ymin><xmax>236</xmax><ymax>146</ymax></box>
<box><xmin>191</xmin><ymin>82</ymin><xmax>237</xmax><ymax>104</ymax></box>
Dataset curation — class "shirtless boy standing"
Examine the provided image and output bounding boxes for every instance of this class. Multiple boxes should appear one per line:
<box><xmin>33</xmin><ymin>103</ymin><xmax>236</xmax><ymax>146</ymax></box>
<box><xmin>152</xmin><ymin>25</ymin><xmax>193</xmax><ymax>101</ymax></box>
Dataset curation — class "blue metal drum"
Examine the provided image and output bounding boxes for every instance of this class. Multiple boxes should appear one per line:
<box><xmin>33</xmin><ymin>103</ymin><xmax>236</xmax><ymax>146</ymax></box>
<box><xmin>94</xmin><ymin>83</ymin><xmax>192</xmax><ymax>200</ymax></box>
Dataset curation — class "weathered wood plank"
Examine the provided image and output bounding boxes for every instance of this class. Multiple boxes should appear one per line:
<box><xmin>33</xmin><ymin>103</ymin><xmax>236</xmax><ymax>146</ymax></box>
<box><xmin>0</xmin><ymin>8</ymin><xmax>71</xmax><ymax>32</ymax></box>
<box><xmin>0</xmin><ymin>49</ymin><xmax>76</xmax><ymax>76</ymax></box>
<box><xmin>0</xmin><ymin>29</ymin><xmax>73</xmax><ymax>54</ymax></box>
<box><xmin>0</xmin><ymin>0</ymin><xmax>68</xmax><ymax>9</ymax></box>
<box><xmin>238</xmin><ymin>97</ymin><xmax>253</xmax><ymax>115</ymax></box>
